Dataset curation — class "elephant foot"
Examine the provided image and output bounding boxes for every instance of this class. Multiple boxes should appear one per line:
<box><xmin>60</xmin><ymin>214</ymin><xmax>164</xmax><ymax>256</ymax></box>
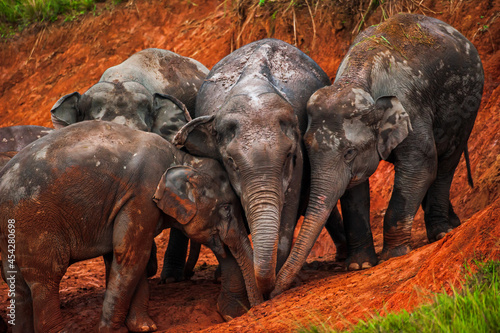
<box><xmin>126</xmin><ymin>313</ymin><xmax>157</xmax><ymax>332</ymax></box>
<box><xmin>159</xmin><ymin>268</ymin><xmax>185</xmax><ymax>284</ymax></box>
<box><xmin>216</xmin><ymin>299</ymin><xmax>247</xmax><ymax>321</ymax></box>
<box><xmin>345</xmin><ymin>246</ymin><xmax>378</xmax><ymax>271</ymax></box>
<box><xmin>426</xmin><ymin>223</ymin><xmax>453</xmax><ymax>243</ymax></box>
<box><xmin>98</xmin><ymin>322</ymin><xmax>129</xmax><ymax>333</ymax></box>
<box><xmin>449</xmin><ymin>214</ymin><xmax>461</xmax><ymax>229</ymax></box>
<box><xmin>334</xmin><ymin>242</ymin><xmax>349</xmax><ymax>262</ymax></box>
<box><xmin>378</xmin><ymin>244</ymin><xmax>411</xmax><ymax>263</ymax></box>
<box><xmin>216</xmin><ymin>288</ymin><xmax>249</xmax><ymax>321</ymax></box>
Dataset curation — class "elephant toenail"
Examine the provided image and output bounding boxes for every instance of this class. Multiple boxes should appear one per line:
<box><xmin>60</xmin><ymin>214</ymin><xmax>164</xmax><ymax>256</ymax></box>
<box><xmin>435</xmin><ymin>232</ymin><xmax>447</xmax><ymax>241</ymax></box>
<box><xmin>361</xmin><ymin>262</ymin><xmax>372</xmax><ymax>269</ymax></box>
<box><xmin>348</xmin><ymin>263</ymin><xmax>360</xmax><ymax>270</ymax></box>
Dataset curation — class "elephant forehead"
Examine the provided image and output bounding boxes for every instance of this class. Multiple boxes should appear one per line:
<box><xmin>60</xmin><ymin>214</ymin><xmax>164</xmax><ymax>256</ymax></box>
<box><xmin>343</xmin><ymin>117</ymin><xmax>374</xmax><ymax>146</ymax></box>
<box><xmin>313</xmin><ymin>124</ymin><xmax>341</xmax><ymax>150</ymax></box>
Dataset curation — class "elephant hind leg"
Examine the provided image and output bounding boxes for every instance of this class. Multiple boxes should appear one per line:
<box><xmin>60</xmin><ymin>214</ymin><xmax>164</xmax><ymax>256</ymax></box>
<box><xmin>14</xmin><ymin>237</ymin><xmax>69</xmax><ymax>333</ymax></box>
<box><xmin>380</xmin><ymin>143</ymin><xmax>437</xmax><ymax>262</ymax></box>
<box><xmin>448</xmin><ymin>202</ymin><xmax>461</xmax><ymax>228</ymax></box>
<box><xmin>2</xmin><ymin>258</ymin><xmax>34</xmax><ymax>333</ymax></box>
<box><xmin>422</xmin><ymin>171</ymin><xmax>456</xmax><ymax>242</ymax></box>
<box><xmin>30</xmin><ymin>280</ymin><xmax>65</xmax><ymax>333</ymax></box>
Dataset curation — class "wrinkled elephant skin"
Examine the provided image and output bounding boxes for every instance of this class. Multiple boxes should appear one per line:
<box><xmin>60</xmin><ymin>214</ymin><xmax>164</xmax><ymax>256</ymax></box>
<box><xmin>0</xmin><ymin>121</ymin><xmax>261</xmax><ymax>333</ymax></box>
<box><xmin>0</xmin><ymin>125</ymin><xmax>53</xmax><ymax>169</ymax></box>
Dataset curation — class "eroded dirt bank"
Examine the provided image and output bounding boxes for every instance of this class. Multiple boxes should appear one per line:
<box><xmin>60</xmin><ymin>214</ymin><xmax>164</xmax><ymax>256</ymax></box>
<box><xmin>0</xmin><ymin>0</ymin><xmax>499</xmax><ymax>331</ymax></box>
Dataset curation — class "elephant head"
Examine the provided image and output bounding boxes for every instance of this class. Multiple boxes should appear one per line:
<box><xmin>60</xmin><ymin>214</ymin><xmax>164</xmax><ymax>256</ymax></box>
<box><xmin>153</xmin><ymin>164</ymin><xmax>264</xmax><ymax>308</ymax></box>
<box><xmin>174</xmin><ymin>84</ymin><xmax>302</xmax><ymax>295</ymax></box>
<box><xmin>274</xmin><ymin>87</ymin><xmax>412</xmax><ymax>294</ymax></box>
<box><xmin>50</xmin><ymin>82</ymin><xmax>191</xmax><ymax>142</ymax></box>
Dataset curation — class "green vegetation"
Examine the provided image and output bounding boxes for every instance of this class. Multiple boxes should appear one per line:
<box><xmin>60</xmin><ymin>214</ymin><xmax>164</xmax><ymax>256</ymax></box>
<box><xmin>0</xmin><ymin>0</ymin><xmax>119</xmax><ymax>37</ymax></box>
<box><xmin>300</xmin><ymin>260</ymin><xmax>500</xmax><ymax>333</ymax></box>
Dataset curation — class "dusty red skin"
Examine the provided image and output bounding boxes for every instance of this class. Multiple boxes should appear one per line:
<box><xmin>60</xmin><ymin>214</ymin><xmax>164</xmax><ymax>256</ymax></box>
<box><xmin>0</xmin><ymin>0</ymin><xmax>499</xmax><ymax>331</ymax></box>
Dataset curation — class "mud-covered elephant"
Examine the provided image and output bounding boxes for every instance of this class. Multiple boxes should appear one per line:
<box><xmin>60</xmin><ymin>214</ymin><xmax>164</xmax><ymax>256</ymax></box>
<box><xmin>0</xmin><ymin>121</ymin><xmax>262</xmax><ymax>333</ymax></box>
<box><xmin>273</xmin><ymin>14</ymin><xmax>484</xmax><ymax>295</ymax></box>
<box><xmin>174</xmin><ymin>38</ymin><xmax>333</xmax><ymax>295</ymax></box>
<box><xmin>50</xmin><ymin>48</ymin><xmax>208</xmax><ymax>142</ymax></box>
<box><xmin>51</xmin><ymin>48</ymin><xmax>210</xmax><ymax>283</ymax></box>
<box><xmin>0</xmin><ymin>125</ymin><xmax>53</xmax><ymax>169</ymax></box>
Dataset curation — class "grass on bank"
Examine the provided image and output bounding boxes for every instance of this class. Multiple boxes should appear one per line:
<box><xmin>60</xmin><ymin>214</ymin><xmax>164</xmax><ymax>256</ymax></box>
<box><xmin>299</xmin><ymin>260</ymin><xmax>500</xmax><ymax>333</ymax></box>
<box><xmin>0</xmin><ymin>0</ymin><xmax>126</xmax><ymax>36</ymax></box>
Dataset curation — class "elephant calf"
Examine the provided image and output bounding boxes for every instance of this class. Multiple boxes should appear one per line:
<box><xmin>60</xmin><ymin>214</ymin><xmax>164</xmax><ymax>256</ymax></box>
<box><xmin>0</xmin><ymin>121</ymin><xmax>261</xmax><ymax>333</ymax></box>
<box><xmin>274</xmin><ymin>14</ymin><xmax>483</xmax><ymax>295</ymax></box>
<box><xmin>50</xmin><ymin>48</ymin><xmax>208</xmax><ymax>142</ymax></box>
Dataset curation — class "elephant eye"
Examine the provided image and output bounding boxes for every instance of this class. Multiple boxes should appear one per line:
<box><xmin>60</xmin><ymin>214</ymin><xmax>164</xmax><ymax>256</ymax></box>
<box><xmin>219</xmin><ymin>204</ymin><xmax>232</xmax><ymax>219</ymax></box>
<box><xmin>227</xmin><ymin>157</ymin><xmax>239</xmax><ymax>172</ymax></box>
<box><xmin>344</xmin><ymin>148</ymin><xmax>357</xmax><ymax>162</ymax></box>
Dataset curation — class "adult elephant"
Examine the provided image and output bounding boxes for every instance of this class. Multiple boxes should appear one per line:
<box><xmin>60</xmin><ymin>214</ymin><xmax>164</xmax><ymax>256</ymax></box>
<box><xmin>174</xmin><ymin>38</ymin><xmax>333</xmax><ymax>295</ymax></box>
<box><xmin>273</xmin><ymin>14</ymin><xmax>483</xmax><ymax>295</ymax></box>
<box><xmin>50</xmin><ymin>48</ymin><xmax>208</xmax><ymax>142</ymax></box>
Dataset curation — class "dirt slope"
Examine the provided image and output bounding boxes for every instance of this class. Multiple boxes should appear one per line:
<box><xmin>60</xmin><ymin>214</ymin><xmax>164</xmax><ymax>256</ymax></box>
<box><xmin>0</xmin><ymin>0</ymin><xmax>499</xmax><ymax>332</ymax></box>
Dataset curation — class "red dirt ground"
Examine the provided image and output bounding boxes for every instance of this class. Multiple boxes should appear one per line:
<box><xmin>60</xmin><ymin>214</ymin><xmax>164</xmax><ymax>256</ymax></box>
<box><xmin>0</xmin><ymin>0</ymin><xmax>499</xmax><ymax>331</ymax></box>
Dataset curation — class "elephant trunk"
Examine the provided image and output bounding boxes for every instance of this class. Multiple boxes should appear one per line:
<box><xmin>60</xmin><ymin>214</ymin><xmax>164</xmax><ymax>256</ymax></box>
<box><xmin>226</xmin><ymin>228</ymin><xmax>264</xmax><ymax>307</ymax></box>
<box><xmin>243</xmin><ymin>173</ymin><xmax>283</xmax><ymax>296</ymax></box>
<box><xmin>273</xmin><ymin>163</ymin><xmax>350</xmax><ymax>296</ymax></box>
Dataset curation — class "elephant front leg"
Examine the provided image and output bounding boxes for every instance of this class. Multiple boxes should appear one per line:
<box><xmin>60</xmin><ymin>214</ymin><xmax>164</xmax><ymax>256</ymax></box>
<box><xmin>215</xmin><ymin>252</ymin><xmax>250</xmax><ymax>321</ymax></box>
<box><xmin>380</xmin><ymin>147</ymin><xmax>437</xmax><ymax>262</ymax></box>
<box><xmin>100</xmin><ymin>212</ymin><xmax>157</xmax><ymax>332</ymax></box>
<box><xmin>324</xmin><ymin>206</ymin><xmax>348</xmax><ymax>262</ymax></box>
<box><xmin>125</xmin><ymin>273</ymin><xmax>157</xmax><ymax>332</ymax></box>
<box><xmin>339</xmin><ymin>180</ymin><xmax>377</xmax><ymax>270</ymax></box>
<box><xmin>160</xmin><ymin>228</ymin><xmax>189</xmax><ymax>283</ymax></box>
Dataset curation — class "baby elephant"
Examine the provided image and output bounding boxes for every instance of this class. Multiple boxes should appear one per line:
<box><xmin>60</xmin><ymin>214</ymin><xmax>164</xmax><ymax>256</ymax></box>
<box><xmin>0</xmin><ymin>121</ymin><xmax>261</xmax><ymax>333</ymax></box>
<box><xmin>50</xmin><ymin>48</ymin><xmax>208</xmax><ymax>142</ymax></box>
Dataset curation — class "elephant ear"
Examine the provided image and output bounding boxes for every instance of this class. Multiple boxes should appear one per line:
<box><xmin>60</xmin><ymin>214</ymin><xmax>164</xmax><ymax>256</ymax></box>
<box><xmin>151</xmin><ymin>93</ymin><xmax>192</xmax><ymax>143</ymax></box>
<box><xmin>153</xmin><ymin>166</ymin><xmax>198</xmax><ymax>225</ymax></box>
<box><xmin>376</xmin><ymin>96</ymin><xmax>413</xmax><ymax>160</ymax></box>
<box><xmin>50</xmin><ymin>92</ymin><xmax>82</xmax><ymax>129</ymax></box>
<box><xmin>173</xmin><ymin>115</ymin><xmax>220</xmax><ymax>159</ymax></box>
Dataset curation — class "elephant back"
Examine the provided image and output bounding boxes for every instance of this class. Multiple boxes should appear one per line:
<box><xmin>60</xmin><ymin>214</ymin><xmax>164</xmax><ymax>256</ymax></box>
<box><xmin>196</xmin><ymin>39</ymin><xmax>330</xmax><ymax>133</ymax></box>
<box><xmin>101</xmin><ymin>48</ymin><xmax>209</xmax><ymax>116</ymax></box>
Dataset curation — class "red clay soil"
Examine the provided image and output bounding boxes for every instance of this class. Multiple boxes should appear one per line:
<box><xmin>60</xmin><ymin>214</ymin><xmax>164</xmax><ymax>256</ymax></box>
<box><xmin>0</xmin><ymin>0</ymin><xmax>499</xmax><ymax>332</ymax></box>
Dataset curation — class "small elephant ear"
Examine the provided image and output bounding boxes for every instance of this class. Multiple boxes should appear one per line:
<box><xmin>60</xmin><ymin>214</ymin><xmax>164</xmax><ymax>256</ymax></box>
<box><xmin>153</xmin><ymin>166</ymin><xmax>198</xmax><ymax>225</ymax></box>
<box><xmin>151</xmin><ymin>93</ymin><xmax>192</xmax><ymax>143</ymax></box>
<box><xmin>173</xmin><ymin>115</ymin><xmax>220</xmax><ymax>159</ymax></box>
<box><xmin>376</xmin><ymin>96</ymin><xmax>413</xmax><ymax>160</ymax></box>
<box><xmin>50</xmin><ymin>92</ymin><xmax>82</xmax><ymax>129</ymax></box>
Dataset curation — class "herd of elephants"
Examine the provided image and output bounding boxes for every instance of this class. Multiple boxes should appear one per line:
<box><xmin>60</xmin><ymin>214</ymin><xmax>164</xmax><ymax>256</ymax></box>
<box><xmin>0</xmin><ymin>13</ymin><xmax>484</xmax><ymax>332</ymax></box>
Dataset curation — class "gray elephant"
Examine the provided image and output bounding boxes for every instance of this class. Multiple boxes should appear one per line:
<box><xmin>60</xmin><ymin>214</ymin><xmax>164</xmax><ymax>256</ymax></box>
<box><xmin>51</xmin><ymin>48</ymin><xmax>210</xmax><ymax>284</ymax></box>
<box><xmin>273</xmin><ymin>14</ymin><xmax>483</xmax><ymax>295</ymax></box>
<box><xmin>50</xmin><ymin>48</ymin><xmax>208</xmax><ymax>141</ymax></box>
<box><xmin>0</xmin><ymin>125</ymin><xmax>53</xmax><ymax>169</ymax></box>
<box><xmin>174</xmin><ymin>38</ymin><xmax>333</xmax><ymax>295</ymax></box>
<box><xmin>0</xmin><ymin>121</ymin><xmax>262</xmax><ymax>333</ymax></box>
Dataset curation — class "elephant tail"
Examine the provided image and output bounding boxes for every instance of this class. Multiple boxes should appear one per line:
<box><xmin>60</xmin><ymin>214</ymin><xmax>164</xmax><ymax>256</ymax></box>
<box><xmin>464</xmin><ymin>145</ymin><xmax>474</xmax><ymax>188</ymax></box>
